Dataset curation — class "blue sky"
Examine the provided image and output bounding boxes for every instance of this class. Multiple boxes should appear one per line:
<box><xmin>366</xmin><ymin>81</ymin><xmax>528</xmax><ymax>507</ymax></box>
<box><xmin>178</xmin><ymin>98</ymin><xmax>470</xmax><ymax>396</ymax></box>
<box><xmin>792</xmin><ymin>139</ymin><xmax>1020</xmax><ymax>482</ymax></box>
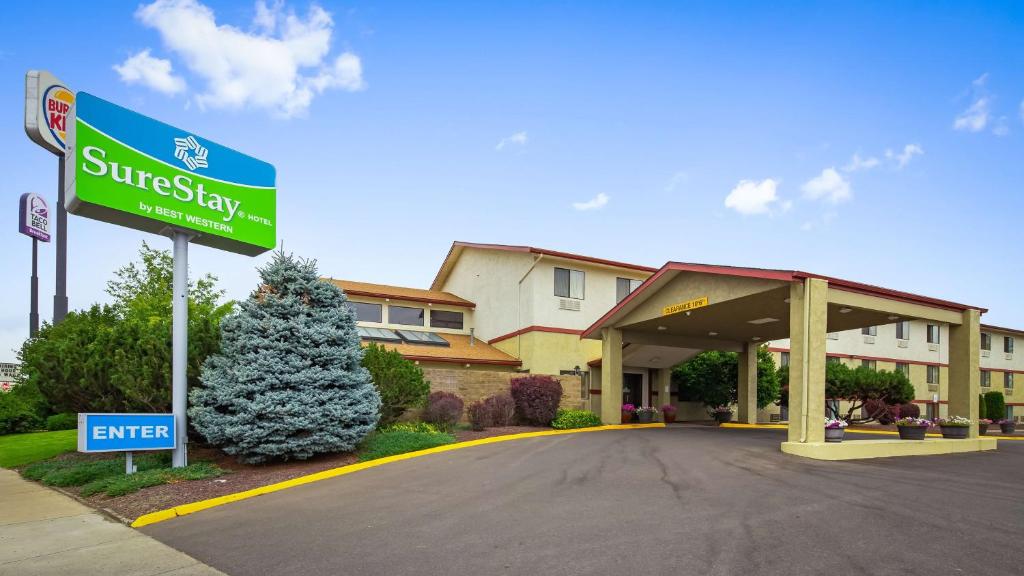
<box><xmin>2</xmin><ymin>1</ymin><xmax>1023</xmax><ymax>361</ymax></box>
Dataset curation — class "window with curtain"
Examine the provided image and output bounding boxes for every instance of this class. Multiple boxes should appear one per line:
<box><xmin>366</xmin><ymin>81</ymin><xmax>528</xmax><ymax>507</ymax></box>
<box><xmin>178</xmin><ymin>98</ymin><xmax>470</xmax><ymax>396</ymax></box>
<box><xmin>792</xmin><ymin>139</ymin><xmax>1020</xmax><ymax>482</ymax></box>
<box><xmin>981</xmin><ymin>332</ymin><xmax>991</xmax><ymax>351</ymax></box>
<box><xmin>927</xmin><ymin>365</ymin><xmax>939</xmax><ymax>384</ymax></box>
<box><xmin>927</xmin><ymin>324</ymin><xmax>940</xmax><ymax>344</ymax></box>
<box><xmin>616</xmin><ymin>277</ymin><xmax>643</xmax><ymax>303</ymax></box>
<box><xmin>554</xmin><ymin>267</ymin><xmax>585</xmax><ymax>300</ymax></box>
<box><xmin>896</xmin><ymin>321</ymin><xmax>910</xmax><ymax>340</ymax></box>
<box><xmin>1005</xmin><ymin>336</ymin><xmax>1015</xmax><ymax>354</ymax></box>
<box><xmin>862</xmin><ymin>326</ymin><xmax>877</xmax><ymax>336</ymax></box>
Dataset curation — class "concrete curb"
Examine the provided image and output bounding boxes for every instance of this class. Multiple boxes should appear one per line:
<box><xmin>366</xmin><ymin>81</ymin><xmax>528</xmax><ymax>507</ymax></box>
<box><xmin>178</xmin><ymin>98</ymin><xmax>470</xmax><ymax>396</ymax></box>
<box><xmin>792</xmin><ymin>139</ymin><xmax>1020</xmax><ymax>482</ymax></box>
<box><xmin>720</xmin><ymin>422</ymin><xmax>1024</xmax><ymax>440</ymax></box>
<box><xmin>131</xmin><ymin>423</ymin><xmax>665</xmax><ymax>529</ymax></box>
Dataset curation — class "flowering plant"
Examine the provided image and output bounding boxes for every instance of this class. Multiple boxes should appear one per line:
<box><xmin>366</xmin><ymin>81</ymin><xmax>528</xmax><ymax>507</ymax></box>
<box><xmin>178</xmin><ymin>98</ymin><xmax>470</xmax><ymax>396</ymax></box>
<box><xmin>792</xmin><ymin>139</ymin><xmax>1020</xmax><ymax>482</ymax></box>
<box><xmin>824</xmin><ymin>417</ymin><xmax>848</xmax><ymax>429</ymax></box>
<box><xmin>635</xmin><ymin>406</ymin><xmax>658</xmax><ymax>416</ymax></box>
<box><xmin>712</xmin><ymin>406</ymin><xmax>732</xmax><ymax>414</ymax></box>
<box><xmin>978</xmin><ymin>418</ymin><xmax>993</xmax><ymax>424</ymax></box>
<box><xmin>621</xmin><ymin>404</ymin><xmax>636</xmax><ymax>412</ymax></box>
<box><xmin>895</xmin><ymin>416</ymin><xmax>931</xmax><ymax>427</ymax></box>
<box><xmin>935</xmin><ymin>415</ymin><xmax>971</xmax><ymax>427</ymax></box>
<box><xmin>661</xmin><ymin>404</ymin><xmax>677</xmax><ymax>414</ymax></box>
<box><xmin>997</xmin><ymin>419</ymin><xmax>1015</xmax><ymax>425</ymax></box>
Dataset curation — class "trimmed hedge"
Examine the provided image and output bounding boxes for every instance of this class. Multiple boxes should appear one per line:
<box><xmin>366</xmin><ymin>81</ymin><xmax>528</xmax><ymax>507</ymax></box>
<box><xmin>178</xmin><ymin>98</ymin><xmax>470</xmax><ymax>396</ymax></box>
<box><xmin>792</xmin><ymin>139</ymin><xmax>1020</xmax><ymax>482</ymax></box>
<box><xmin>551</xmin><ymin>409</ymin><xmax>601</xmax><ymax>430</ymax></box>
<box><xmin>985</xmin><ymin>391</ymin><xmax>1006</xmax><ymax>422</ymax></box>
<box><xmin>46</xmin><ymin>413</ymin><xmax>78</xmax><ymax>431</ymax></box>
<box><xmin>358</xmin><ymin>429</ymin><xmax>455</xmax><ymax>462</ymax></box>
<box><xmin>510</xmin><ymin>375</ymin><xmax>563</xmax><ymax>426</ymax></box>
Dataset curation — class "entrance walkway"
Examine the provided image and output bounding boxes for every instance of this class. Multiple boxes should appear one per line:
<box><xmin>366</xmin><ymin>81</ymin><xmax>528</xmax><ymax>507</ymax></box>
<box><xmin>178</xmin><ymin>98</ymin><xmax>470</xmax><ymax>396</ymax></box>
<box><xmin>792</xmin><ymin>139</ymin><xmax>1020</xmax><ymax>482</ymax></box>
<box><xmin>0</xmin><ymin>469</ymin><xmax>223</xmax><ymax>576</ymax></box>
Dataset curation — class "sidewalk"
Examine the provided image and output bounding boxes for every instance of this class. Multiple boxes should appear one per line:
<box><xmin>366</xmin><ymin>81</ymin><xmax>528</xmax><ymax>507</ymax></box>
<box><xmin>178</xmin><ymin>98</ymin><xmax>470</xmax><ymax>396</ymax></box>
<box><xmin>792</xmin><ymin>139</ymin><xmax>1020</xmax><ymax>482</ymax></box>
<box><xmin>0</xmin><ymin>469</ymin><xmax>224</xmax><ymax>576</ymax></box>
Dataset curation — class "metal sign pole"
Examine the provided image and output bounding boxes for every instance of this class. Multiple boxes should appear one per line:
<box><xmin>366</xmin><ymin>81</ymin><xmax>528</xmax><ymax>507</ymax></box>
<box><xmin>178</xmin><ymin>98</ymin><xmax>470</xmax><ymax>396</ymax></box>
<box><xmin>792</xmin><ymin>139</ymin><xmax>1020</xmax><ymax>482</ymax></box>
<box><xmin>54</xmin><ymin>156</ymin><xmax>68</xmax><ymax>324</ymax></box>
<box><xmin>30</xmin><ymin>237</ymin><xmax>39</xmax><ymax>337</ymax></box>
<box><xmin>171</xmin><ymin>230</ymin><xmax>190</xmax><ymax>468</ymax></box>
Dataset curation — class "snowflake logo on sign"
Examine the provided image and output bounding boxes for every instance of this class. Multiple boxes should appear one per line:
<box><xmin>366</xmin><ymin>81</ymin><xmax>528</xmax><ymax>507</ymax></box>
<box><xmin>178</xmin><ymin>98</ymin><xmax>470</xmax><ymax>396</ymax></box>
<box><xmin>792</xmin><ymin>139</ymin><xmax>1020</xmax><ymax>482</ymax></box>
<box><xmin>173</xmin><ymin>135</ymin><xmax>209</xmax><ymax>171</ymax></box>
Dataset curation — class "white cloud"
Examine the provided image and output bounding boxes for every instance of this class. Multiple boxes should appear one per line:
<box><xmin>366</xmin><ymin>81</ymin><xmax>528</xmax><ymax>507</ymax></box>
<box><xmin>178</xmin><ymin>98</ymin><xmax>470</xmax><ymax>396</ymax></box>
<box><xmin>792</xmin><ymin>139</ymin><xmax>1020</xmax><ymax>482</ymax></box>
<box><xmin>724</xmin><ymin>178</ymin><xmax>780</xmax><ymax>215</ymax></box>
<box><xmin>992</xmin><ymin>116</ymin><xmax>1010</xmax><ymax>136</ymax></box>
<box><xmin>884</xmin><ymin>144</ymin><xmax>924</xmax><ymax>169</ymax></box>
<box><xmin>113</xmin><ymin>49</ymin><xmax>186</xmax><ymax>95</ymax></box>
<box><xmin>572</xmin><ymin>193</ymin><xmax>609</xmax><ymax>211</ymax></box>
<box><xmin>496</xmin><ymin>131</ymin><xmax>528</xmax><ymax>151</ymax></box>
<box><xmin>130</xmin><ymin>0</ymin><xmax>365</xmax><ymax>118</ymax></box>
<box><xmin>801</xmin><ymin>168</ymin><xmax>851</xmax><ymax>203</ymax></box>
<box><xmin>843</xmin><ymin>153</ymin><xmax>880</xmax><ymax>172</ymax></box>
<box><xmin>953</xmin><ymin>73</ymin><xmax>991</xmax><ymax>133</ymax></box>
<box><xmin>664</xmin><ymin>171</ymin><xmax>688</xmax><ymax>192</ymax></box>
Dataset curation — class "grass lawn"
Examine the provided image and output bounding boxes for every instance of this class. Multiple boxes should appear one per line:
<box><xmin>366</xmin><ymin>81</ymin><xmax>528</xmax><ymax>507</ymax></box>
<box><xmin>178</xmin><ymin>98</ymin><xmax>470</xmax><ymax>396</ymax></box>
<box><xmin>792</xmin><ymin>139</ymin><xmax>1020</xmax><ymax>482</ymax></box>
<box><xmin>0</xmin><ymin>429</ymin><xmax>77</xmax><ymax>468</ymax></box>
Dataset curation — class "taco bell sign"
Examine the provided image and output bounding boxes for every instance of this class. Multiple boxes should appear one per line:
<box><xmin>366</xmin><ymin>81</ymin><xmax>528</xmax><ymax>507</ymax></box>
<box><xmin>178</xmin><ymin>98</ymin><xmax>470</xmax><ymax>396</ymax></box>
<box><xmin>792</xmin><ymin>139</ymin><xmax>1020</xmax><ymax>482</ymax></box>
<box><xmin>19</xmin><ymin>193</ymin><xmax>50</xmax><ymax>242</ymax></box>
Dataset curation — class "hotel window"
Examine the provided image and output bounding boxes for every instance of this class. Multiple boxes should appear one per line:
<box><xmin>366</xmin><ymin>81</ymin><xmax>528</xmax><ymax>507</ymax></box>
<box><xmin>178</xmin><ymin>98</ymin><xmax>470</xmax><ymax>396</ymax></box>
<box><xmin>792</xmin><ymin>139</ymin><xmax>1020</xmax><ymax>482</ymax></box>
<box><xmin>981</xmin><ymin>332</ymin><xmax>992</xmax><ymax>351</ymax></box>
<box><xmin>826</xmin><ymin>356</ymin><xmax>842</xmax><ymax>365</ymax></box>
<box><xmin>1006</xmin><ymin>373</ymin><xmax>1014</xmax><ymax>390</ymax></box>
<box><xmin>554</xmin><ymin>268</ymin><xmax>585</xmax><ymax>300</ymax></box>
<box><xmin>388</xmin><ymin>305</ymin><xmax>424</xmax><ymax>326</ymax></box>
<box><xmin>861</xmin><ymin>326</ymin><xmax>877</xmax><ymax>336</ymax></box>
<box><xmin>429</xmin><ymin>310</ymin><xmax>464</xmax><ymax>330</ymax></box>
<box><xmin>616</xmin><ymin>277</ymin><xmax>643</xmax><ymax>303</ymax></box>
<box><xmin>861</xmin><ymin>359</ymin><xmax>877</xmax><ymax>370</ymax></box>
<box><xmin>780</xmin><ymin>352</ymin><xmax>790</xmax><ymax>367</ymax></box>
<box><xmin>981</xmin><ymin>370</ymin><xmax>991</xmax><ymax>387</ymax></box>
<box><xmin>926</xmin><ymin>365</ymin><xmax>940</xmax><ymax>385</ymax></box>
<box><xmin>346</xmin><ymin>301</ymin><xmax>382</xmax><ymax>323</ymax></box>
<box><xmin>896</xmin><ymin>321</ymin><xmax>910</xmax><ymax>340</ymax></box>
<box><xmin>896</xmin><ymin>362</ymin><xmax>910</xmax><ymax>377</ymax></box>
<box><xmin>926</xmin><ymin>324</ymin><xmax>940</xmax><ymax>344</ymax></box>
<box><xmin>1005</xmin><ymin>336</ymin><xmax>1015</xmax><ymax>354</ymax></box>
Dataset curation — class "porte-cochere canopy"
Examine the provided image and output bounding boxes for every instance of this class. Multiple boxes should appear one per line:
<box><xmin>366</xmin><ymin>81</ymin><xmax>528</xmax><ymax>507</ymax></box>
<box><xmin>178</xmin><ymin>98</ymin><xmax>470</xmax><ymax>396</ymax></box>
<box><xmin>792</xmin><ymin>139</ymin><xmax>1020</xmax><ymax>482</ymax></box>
<box><xmin>582</xmin><ymin>262</ymin><xmax>997</xmax><ymax>460</ymax></box>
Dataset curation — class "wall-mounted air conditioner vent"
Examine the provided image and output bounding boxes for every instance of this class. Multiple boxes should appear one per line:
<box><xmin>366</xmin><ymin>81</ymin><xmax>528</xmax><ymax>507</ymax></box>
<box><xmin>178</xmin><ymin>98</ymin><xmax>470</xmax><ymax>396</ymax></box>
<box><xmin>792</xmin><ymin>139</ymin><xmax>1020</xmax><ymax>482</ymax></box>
<box><xmin>928</xmin><ymin>343</ymin><xmax>939</xmax><ymax>352</ymax></box>
<box><xmin>981</xmin><ymin>350</ymin><xmax>991</xmax><ymax>357</ymax></box>
<box><xmin>897</xmin><ymin>340</ymin><xmax>909</xmax><ymax>349</ymax></box>
<box><xmin>559</xmin><ymin>299</ymin><xmax>581</xmax><ymax>311</ymax></box>
<box><xmin>827</xmin><ymin>332</ymin><xmax>839</xmax><ymax>340</ymax></box>
<box><xmin>863</xmin><ymin>335</ymin><xmax>876</xmax><ymax>344</ymax></box>
<box><xmin>1006</xmin><ymin>353</ymin><xmax>1014</xmax><ymax>361</ymax></box>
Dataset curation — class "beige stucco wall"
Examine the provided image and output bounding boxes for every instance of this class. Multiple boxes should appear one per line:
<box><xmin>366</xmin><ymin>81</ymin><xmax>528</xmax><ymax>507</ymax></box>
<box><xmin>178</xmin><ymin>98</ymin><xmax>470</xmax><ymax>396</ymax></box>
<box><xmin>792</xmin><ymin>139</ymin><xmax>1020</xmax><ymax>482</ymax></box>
<box><xmin>438</xmin><ymin>248</ymin><xmax>535</xmax><ymax>341</ymax></box>
<box><xmin>520</xmin><ymin>259</ymin><xmax>649</xmax><ymax>331</ymax></box>
<box><xmin>492</xmin><ymin>331</ymin><xmax>602</xmax><ymax>376</ymax></box>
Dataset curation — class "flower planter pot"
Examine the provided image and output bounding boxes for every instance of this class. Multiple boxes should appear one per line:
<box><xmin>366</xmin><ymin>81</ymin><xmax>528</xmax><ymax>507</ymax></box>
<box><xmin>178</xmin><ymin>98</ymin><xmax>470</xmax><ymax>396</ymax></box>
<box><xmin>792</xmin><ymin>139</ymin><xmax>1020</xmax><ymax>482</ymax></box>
<box><xmin>637</xmin><ymin>412</ymin><xmax>654</xmax><ymax>424</ymax></box>
<box><xmin>979</xmin><ymin>423</ymin><xmax>989</xmax><ymax>436</ymax></box>
<box><xmin>824</xmin><ymin>428</ymin><xmax>845</xmax><ymax>443</ymax></box>
<box><xmin>663</xmin><ymin>412</ymin><xmax>676</xmax><ymax>424</ymax></box>
<box><xmin>897</xmin><ymin>425</ymin><xmax>928</xmax><ymax>440</ymax></box>
<box><xmin>713</xmin><ymin>412</ymin><xmax>732</xmax><ymax>425</ymax></box>
<box><xmin>621</xmin><ymin>412</ymin><xmax>634</xmax><ymax>424</ymax></box>
<box><xmin>940</xmin><ymin>425</ymin><xmax>969</xmax><ymax>439</ymax></box>
<box><xmin>1000</xmin><ymin>422</ymin><xmax>1016</xmax><ymax>434</ymax></box>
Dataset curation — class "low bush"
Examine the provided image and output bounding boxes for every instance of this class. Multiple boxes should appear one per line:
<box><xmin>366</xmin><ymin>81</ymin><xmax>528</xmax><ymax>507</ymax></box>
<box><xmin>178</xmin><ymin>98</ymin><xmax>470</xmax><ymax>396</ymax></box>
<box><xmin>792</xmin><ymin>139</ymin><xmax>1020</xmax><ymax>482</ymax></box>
<box><xmin>380</xmin><ymin>422</ymin><xmax>441</xmax><ymax>434</ymax></box>
<box><xmin>466</xmin><ymin>401</ymin><xmax>488</xmax><ymax>431</ymax></box>
<box><xmin>551</xmin><ymin>409</ymin><xmax>602</xmax><ymax>430</ymax></box>
<box><xmin>863</xmin><ymin>399</ymin><xmax>896</xmax><ymax>424</ymax></box>
<box><xmin>0</xmin><ymin>383</ymin><xmax>48</xmax><ymax>435</ymax></box>
<box><xmin>979</xmin><ymin>394</ymin><xmax>987</xmax><ymax>420</ymax></box>
<box><xmin>898</xmin><ymin>403</ymin><xmax>920</xmax><ymax>419</ymax></box>
<box><xmin>358</xmin><ymin>429</ymin><xmax>455</xmax><ymax>462</ymax></box>
<box><xmin>45</xmin><ymin>413</ymin><xmax>78</xmax><ymax>431</ymax></box>
<box><xmin>510</xmin><ymin>375</ymin><xmax>563</xmax><ymax>426</ymax></box>
<box><xmin>985</xmin><ymin>391</ymin><xmax>1006</xmax><ymax>422</ymax></box>
<box><xmin>483</xmin><ymin>393</ymin><xmax>516</xmax><ymax>427</ymax></box>
<box><xmin>423</xmin><ymin>391</ymin><xmax>464</xmax><ymax>430</ymax></box>
<box><xmin>362</xmin><ymin>343</ymin><xmax>430</xmax><ymax>427</ymax></box>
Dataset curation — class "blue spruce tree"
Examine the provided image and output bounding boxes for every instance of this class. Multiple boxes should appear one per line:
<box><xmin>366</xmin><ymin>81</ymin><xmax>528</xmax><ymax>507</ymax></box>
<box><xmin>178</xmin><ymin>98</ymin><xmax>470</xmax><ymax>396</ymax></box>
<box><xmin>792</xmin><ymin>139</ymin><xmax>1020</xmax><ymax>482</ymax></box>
<box><xmin>190</xmin><ymin>252</ymin><xmax>380</xmax><ymax>463</ymax></box>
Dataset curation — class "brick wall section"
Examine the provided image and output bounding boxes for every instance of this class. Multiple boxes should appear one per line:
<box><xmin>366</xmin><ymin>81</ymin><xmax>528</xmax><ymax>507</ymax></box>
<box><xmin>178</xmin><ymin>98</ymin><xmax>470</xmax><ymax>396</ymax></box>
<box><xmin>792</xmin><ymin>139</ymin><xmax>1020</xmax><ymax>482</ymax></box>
<box><xmin>421</xmin><ymin>368</ymin><xmax>585</xmax><ymax>411</ymax></box>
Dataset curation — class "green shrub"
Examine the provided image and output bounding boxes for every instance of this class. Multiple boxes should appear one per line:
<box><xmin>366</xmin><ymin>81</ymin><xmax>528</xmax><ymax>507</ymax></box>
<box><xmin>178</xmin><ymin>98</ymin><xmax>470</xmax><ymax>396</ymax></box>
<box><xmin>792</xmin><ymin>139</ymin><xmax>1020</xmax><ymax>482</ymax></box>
<box><xmin>979</xmin><ymin>394</ymin><xmax>987</xmax><ymax>420</ymax></box>
<box><xmin>423</xmin><ymin>391</ymin><xmax>463</xmax><ymax>430</ymax></box>
<box><xmin>362</xmin><ymin>343</ymin><xmax>430</xmax><ymax>427</ymax></box>
<box><xmin>985</xmin><ymin>391</ymin><xmax>1006</xmax><ymax>422</ymax></box>
<box><xmin>0</xmin><ymin>382</ymin><xmax>49</xmax><ymax>435</ymax></box>
<box><xmin>46</xmin><ymin>413</ymin><xmax>78</xmax><ymax>431</ymax></box>
<box><xmin>380</xmin><ymin>422</ymin><xmax>440</xmax><ymax>434</ymax></box>
<box><xmin>358</xmin><ymin>429</ymin><xmax>455</xmax><ymax>462</ymax></box>
<box><xmin>551</xmin><ymin>409</ymin><xmax>602</xmax><ymax>430</ymax></box>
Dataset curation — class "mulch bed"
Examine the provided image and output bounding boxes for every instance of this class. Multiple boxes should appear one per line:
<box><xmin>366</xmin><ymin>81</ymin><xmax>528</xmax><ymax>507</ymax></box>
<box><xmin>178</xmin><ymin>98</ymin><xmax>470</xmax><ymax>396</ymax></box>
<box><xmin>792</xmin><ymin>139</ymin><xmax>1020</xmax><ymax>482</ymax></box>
<box><xmin>44</xmin><ymin>426</ymin><xmax>549</xmax><ymax>524</ymax></box>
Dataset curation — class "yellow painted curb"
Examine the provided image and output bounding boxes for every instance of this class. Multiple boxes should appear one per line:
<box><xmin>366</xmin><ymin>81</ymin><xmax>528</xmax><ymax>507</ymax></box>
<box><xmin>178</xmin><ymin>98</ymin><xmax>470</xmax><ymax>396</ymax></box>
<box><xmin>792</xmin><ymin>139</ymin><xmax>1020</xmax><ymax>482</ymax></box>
<box><xmin>131</xmin><ymin>423</ymin><xmax>664</xmax><ymax>529</ymax></box>
<box><xmin>719</xmin><ymin>422</ymin><xmax>1024</xmax><ymax>440</ymax></box>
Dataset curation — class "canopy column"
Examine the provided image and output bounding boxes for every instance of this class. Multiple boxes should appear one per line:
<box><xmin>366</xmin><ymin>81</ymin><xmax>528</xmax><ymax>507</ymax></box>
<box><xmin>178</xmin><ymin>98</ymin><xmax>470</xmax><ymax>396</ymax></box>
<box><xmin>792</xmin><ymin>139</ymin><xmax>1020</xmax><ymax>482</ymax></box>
<box><xmin>599</xmin><ymin>327</ymin><xmax>624</xmax><ymax>424</ymax></box>
<box><xmin>787</xmin><ymin>278</ymin><xmax>828</xmax><ymax>444</ymax></box>
<box><xmin>737</xmin><ymin>342</ymin><xmax>758</xmax><ymax>424</ymax></box>
<box><xmin>655</xmin><ymin>368</ymin><xmax>672</xmax><ymax>420</ymax></box>
<box><xmin>948</xmin><ymin>308</ymin><xmax>981</xmax><ymax>438</ymax></box>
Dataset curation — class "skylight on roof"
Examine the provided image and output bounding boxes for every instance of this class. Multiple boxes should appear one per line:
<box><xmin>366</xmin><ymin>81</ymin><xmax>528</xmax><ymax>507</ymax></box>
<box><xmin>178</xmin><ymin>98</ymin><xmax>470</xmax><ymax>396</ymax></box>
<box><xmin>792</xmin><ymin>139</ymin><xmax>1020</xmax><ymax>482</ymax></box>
<box><xmin>357</xmin><ymin>327</ymin><xmax>402</xmax><ymax>342</ymax></box>
<box><xmin>396</xmin><ymin>330</ymin><xmax>450</xmax><ymax>347</ymax></box>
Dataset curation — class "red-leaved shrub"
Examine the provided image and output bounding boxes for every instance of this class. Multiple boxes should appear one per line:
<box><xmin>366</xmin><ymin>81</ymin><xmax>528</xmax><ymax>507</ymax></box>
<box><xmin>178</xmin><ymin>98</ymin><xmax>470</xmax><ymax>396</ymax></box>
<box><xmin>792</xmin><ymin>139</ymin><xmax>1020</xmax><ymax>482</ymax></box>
<box><xmin>466</xmin><ymin>400</ymin><xmax>488</xmax><ymax>431</ymax></box>
<box><xmin>509</xmin><ymin>376</ymin><xmax>563</xmax><ymax>425</ymax></box>
<box><xmin>898</xmin><ymin>402</ymin><xmax>920</xmax><ymax>419</ymax></box>
<box><xmin>483</xmin><ymin>393</ymin><xmax>516</xmax><ymax>427</ymax></box>
<box><xmin>424</xmin><ymin>391</ymin><xmax>464</xmax><ymax>429</ymax></box>
<box><xmin>863</xmin><ymin>399</ymin><xmax>895</xmax><ymax>424</ymax></box>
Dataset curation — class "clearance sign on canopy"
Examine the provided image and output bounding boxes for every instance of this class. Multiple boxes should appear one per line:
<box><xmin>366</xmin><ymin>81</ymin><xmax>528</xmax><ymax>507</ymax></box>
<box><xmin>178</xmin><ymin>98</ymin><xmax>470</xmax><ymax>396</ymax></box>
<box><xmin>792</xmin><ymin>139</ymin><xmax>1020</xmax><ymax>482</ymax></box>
<box><xmin>662</xmin><ymin>296</ymin><xmax>709</xmax><ymax>316</ymax></box>
<box><xmin>64</xmin><ymin>92</ymin><xmax>275</xmax><ymax>256</ymax></box>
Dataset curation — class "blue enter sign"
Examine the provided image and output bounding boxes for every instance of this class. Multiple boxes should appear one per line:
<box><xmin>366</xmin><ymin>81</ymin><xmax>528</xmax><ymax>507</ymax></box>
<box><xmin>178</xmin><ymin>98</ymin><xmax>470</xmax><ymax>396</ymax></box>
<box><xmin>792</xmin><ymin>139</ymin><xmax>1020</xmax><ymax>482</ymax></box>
<box><xmin>78</xmin><ymin>413</ymin><xmax>177</xmax><ymax>453</ymax></box>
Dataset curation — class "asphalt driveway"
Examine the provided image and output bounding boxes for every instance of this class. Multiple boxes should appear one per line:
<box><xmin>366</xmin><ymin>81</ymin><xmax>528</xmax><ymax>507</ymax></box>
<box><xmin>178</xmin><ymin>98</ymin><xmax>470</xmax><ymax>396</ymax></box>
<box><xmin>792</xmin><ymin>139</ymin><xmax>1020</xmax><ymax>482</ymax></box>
<box><xmin>143</xmin><ymin>427</ymin><xmax>1024</xmax><ymax>576</ymax></box>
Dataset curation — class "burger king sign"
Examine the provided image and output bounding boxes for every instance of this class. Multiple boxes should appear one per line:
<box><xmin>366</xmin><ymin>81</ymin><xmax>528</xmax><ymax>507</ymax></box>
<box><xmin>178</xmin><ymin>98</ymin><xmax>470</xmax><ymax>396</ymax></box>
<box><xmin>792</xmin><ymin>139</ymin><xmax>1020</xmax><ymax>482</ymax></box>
<box><xmin>25</xmin><ymin>70</ymin><xmax>74</xmax><ymax>155</ymax></box>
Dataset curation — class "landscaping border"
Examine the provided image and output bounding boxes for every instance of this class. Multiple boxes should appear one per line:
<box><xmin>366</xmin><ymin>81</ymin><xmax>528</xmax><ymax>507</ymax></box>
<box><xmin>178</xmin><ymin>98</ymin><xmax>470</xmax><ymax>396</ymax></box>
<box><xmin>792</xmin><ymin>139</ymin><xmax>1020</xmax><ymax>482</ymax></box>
<box><xmin>131</xmin><ymin>423</ymin><xmax>664</xmax><ymax>528</ymax></box>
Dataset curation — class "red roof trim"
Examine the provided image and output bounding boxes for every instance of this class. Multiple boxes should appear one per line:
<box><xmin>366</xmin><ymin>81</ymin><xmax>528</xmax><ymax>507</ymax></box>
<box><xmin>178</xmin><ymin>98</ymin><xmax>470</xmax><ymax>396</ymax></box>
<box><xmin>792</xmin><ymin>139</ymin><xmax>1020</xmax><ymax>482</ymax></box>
<box><xmin>342</xmin><ymin>289</ymin><xmax>475</xmax><ymax>309</ymax></box>
<box><xmin>981</xmin><ymin>323</ymin><xmax>1024</xmax><ymax>337</ymax></box>
<box><xmin>401</xmin><ymin>355</ymin><xmax>522</xmax><ymax>366</ymax></box>
<box><xmin>580</xmin><ymin>265</ymin><xmax>674</xmax><ymax>339</ymax></box>
<box><xmin>489</xmin><ymin>325</ymin><xmax>584</xmax><ymax>345</ymax></box>
<box><xmin>792</xmin><ymin>271</ymin><xmax>986</xmax><ymax>314</ymax></box>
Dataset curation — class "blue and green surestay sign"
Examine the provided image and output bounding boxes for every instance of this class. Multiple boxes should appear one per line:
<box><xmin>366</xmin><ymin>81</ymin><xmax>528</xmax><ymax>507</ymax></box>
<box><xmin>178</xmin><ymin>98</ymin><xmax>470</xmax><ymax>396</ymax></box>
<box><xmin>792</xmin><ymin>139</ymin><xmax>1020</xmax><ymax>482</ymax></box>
<box><xmin>65</xmin><ymin>92</ymin><xmax>275</xmax><ymax>256</ymax></box>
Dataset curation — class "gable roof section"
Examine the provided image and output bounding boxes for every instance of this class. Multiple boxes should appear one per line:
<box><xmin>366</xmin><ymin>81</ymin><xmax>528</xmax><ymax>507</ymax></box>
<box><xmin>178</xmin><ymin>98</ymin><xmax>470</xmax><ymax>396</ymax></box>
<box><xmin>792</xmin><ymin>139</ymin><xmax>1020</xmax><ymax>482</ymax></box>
<box><xmin>430</xmin><ymin>241</ymin><xmax>658</xmax><ymax>290</ymax></box>
<box><xmin>581</xmin><ymin>262</ymin><xmax>987</xmax><ymax>339</ymax></box>
<box><xmin>326</xmin><ymin>279</ymin><xmax>475</xmax><ymax>308</ymax></box>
